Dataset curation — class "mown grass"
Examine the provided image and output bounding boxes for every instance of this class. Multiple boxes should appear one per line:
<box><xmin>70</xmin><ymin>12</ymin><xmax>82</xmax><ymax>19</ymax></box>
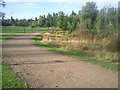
<box><xmin>2</xmin><ymin>26</ymin><xmax>61</xmax><ymax>33</ymax></box>
<box><xmin>32</xmin><ymin>34</ymin><xmax>118</xmax><ymax>70</ymax></box>
<box><xmin>1</xmin><ymin>26</ymin><xmax>61</xmax><ymax>42</ymax></box>
<box><xmin>2</xmin><ymin>65</ymin><xmax>28</xmax><ymax>88</ymax></box>
<box><xmin>1</xmin><ymin>33</ymin><xmax>25</xmax><ymax>42</ymax></box>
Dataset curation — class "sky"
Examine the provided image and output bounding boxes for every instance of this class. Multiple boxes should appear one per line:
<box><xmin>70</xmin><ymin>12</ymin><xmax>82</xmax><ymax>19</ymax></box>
<box><xmin>2</xmin><ymin>0</ymin><xmax>119</xmax><ymax>19</ymax></box>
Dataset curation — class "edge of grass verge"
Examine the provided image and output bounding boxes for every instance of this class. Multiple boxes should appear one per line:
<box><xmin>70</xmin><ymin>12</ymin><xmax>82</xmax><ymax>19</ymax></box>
<box><xmin>32</xmin><ymin>33</ymin><xmax>118</xmax><ymax>71</ymax></box>
<box><xmin>2</xmin><ymin>64</ymin><xmax>28</xmax><ymax>88</ymax></box>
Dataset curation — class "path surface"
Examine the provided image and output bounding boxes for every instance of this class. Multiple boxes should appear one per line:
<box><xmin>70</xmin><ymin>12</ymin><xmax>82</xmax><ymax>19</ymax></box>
<box><xmin>2</xmin><ymin>32</ymin><xmax>118</xmax><ymax>88</ymax></box>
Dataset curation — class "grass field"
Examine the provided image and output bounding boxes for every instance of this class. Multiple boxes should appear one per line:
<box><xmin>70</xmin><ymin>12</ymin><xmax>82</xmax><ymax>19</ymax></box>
<box><xmin>2</xmin><ymin>26</ymin><xmax>61</xmax><ymax>33</ymax></box>
<box><xmin>1</xmin><ymin>26</ymin><xmax>61</xmax><ymax>88</ymax></box>
<box><xmin>1</xmin><ymin>26</ymin><xmax>61</xmax><ymax>42</ymax></box>
<box><xmin>32</xmin><ymin>34</ymin><xmax>118</xmax><ymax>70</ymax></box>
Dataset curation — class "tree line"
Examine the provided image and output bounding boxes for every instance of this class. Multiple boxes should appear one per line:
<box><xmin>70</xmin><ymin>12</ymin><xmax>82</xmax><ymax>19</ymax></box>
<box><xmin>2</xmin><ymin>2</ymin><xmax>118</xmax><ymax>33</ymax></box>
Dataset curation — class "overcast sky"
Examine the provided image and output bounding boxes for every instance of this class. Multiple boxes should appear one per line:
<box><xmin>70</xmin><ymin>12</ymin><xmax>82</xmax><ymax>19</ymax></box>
<box><xmin>3</xmin><ymin>0</ymin><xmax>119</xmax><ymax>19</ymax></box>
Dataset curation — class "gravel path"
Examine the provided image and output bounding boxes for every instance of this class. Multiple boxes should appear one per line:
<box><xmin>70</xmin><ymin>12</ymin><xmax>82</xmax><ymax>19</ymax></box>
<box><xmin>2</xmin><ymin>32</ymin><xmax>118</xmax><ymax>88</ymax></box>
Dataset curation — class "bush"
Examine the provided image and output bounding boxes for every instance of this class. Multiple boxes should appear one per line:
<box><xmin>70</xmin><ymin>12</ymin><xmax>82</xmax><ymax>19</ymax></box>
<box><xmin>106</xmin><ymin>36</ymin><xmax>119</xmax><ymax>52</ymax></box>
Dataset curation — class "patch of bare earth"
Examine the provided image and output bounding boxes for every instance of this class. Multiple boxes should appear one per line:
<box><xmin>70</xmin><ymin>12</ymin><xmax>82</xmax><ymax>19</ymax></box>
<box><xmin>2</xmin><ymin>32</ymin><xmax>118</xmax><ymax>88</ymax></box>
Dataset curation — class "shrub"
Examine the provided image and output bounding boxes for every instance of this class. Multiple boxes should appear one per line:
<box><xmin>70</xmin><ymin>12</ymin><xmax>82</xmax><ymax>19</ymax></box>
<box><xmin>106</xmin><ymin>35</ymin><xmax>119</xmax><ymax>52</ymax></box>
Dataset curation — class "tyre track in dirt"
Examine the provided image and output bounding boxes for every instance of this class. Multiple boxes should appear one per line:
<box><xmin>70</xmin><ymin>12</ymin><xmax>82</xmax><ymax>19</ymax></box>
<box><xmin>2</xmin><ymin>32</ymin><xmax>118</xmax><ymax>88</ymax></box>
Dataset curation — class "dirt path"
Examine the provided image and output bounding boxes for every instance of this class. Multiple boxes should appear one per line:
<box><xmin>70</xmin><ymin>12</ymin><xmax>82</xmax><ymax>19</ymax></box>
<box><xmin>2</xmin><ymin>32</ymin><xmax>118</xmax><ymax>88</ymax></box>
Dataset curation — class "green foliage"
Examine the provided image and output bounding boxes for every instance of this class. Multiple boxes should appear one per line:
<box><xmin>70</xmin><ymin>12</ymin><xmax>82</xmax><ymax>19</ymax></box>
<box><xmin>67</xmin><ymin>22</ymin><xmax>73</xmax><ymax>32</ymax></box>
<box><xmin>96</xmin><ymin>9</ymin><xmax>107</xmax><ymax>31</ymax></box>
<box><xmin>81</xmin><ymin>2</ymin><xmax>98</xmax><ymax>30</ymax></box>
<box><xmin>61</xmin><ymin>16</ymin><xmax>68</xmax><ymax>30</ymax></box>
<box><xmin>37</xmin><ymin>16</ymin><xmax>45</xmax><ymax>27</ymax></box>
<box><xmin>2</xmin><ymin>1</ymin><xmax>118</xmax><ymax>34</ymax></box>
<box><xmin>95</xmin><ymin>7</ymin><xmax>118</xmax><ymax>32</ymax></box>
